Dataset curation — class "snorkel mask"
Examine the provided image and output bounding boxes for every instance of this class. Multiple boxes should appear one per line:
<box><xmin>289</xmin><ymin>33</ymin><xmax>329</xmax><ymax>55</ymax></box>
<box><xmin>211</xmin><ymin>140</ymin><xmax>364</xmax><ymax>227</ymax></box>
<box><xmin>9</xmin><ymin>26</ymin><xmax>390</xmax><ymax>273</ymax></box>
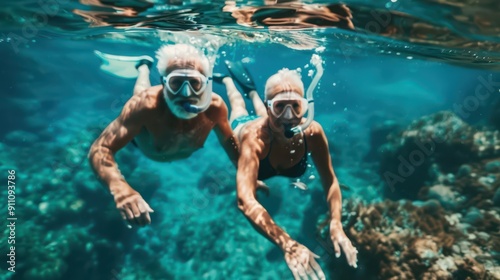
<box><xmin>161</xmin><ymin>69</ymin><xmax>213</xmax><ymax>118</ymax></box>
<box><xmin>267</xmin><ymin>55</ymin><xmax>323</xmax><ymax>138</ymax></box>
<box><xmin>267</xmin><ymin>92</ymin><xmax>309</xmax><ymax>119</ymax></box>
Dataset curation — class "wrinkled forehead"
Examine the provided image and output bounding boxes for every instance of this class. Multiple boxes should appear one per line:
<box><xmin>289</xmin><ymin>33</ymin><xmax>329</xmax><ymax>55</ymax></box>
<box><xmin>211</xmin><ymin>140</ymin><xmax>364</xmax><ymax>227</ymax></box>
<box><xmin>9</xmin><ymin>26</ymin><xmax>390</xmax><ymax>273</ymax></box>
<box><xmin>165</xmin><ymin>57</ymin><xmax>205</xmax><ymax>75</ymax></box>
<box><xmin>267</xmin><ymin>82</ymin><xmax>304</xmax><ymax>100</ymax></box>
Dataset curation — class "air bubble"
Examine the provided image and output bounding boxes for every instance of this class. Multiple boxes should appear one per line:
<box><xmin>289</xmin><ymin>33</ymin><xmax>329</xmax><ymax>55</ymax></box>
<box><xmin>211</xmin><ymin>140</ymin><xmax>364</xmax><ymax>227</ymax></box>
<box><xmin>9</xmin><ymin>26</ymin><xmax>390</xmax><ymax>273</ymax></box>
<box><xmin>315</xmin><ymin>46</ymin><xmax>325</xmax><ymax>53</ymax></box>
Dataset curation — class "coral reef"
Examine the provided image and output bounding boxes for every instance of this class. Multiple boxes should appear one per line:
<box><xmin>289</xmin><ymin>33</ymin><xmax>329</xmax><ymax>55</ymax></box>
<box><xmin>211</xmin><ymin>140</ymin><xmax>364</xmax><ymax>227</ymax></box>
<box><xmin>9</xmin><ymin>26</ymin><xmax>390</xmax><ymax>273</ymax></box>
<box><xmin>322</xmin><ymin>199</ymin><xmax>499</xmax><ymax>279</ymax></box>
<box><xmin>0</xmin><ymin>127</ymin><xmax>163</xmax><ymax>280</ymax></box>
<box><xmin>322</xmin><ymin>110</ymin><xmax>500</xmax><ymax>279</ymax></box>
<box><xmin>379</xmin><ymin>111</ymin><xmax>500</xmax><ymax>199</ymax></box>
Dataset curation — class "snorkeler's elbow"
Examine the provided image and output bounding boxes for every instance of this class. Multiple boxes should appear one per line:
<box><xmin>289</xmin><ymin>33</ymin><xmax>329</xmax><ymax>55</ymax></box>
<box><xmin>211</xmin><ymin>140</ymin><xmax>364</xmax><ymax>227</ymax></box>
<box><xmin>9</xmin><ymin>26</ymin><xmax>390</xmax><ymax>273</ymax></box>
<box><xmin>87</xmin><ymin>142</ymin><xmax>97</xmax><ymax>162</ymax></box>
<box><xmin>237</xmin><ymin>196</ymin><xmax>246</xmax><ymax>212</ymax></box>
<box><xmin>237</xmin><ymin>195</ymin><xmax>259</xmax><ymax>217</ymax></box>
<box><xmin>237</xmin><ymin>195</ymin><xmax>252</xmax><ymax>213</ymax></box>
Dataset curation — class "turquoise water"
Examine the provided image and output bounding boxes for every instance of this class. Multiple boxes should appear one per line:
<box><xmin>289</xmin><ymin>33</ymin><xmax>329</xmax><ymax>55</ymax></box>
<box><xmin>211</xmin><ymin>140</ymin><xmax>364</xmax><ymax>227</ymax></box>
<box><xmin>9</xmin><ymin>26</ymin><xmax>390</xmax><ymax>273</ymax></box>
<box><xmin>1</xmin><ymin>0</ymin><xmax>500</xmax><ymax>279</ymax></box>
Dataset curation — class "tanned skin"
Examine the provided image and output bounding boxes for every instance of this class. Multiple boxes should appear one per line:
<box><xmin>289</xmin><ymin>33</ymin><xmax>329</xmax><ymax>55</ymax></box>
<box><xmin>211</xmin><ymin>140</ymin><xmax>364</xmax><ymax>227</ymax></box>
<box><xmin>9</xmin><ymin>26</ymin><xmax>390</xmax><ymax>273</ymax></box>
<box><xmin>235</xmin><ymin>83</ymin><xmax>357</xmax><ymax>279</ymax></box>
<box><xmin>88</xmin><ymin>59</ymin><xmax>238</xmax><ymax>228</ymax></box>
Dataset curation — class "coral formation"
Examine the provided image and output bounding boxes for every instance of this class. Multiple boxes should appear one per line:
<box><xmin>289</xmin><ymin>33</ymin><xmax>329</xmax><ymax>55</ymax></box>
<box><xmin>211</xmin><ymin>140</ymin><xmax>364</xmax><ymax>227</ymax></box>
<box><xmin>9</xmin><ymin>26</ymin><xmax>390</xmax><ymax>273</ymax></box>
<box><xmin>379</xmin><ymin>111</ymin><xmax>500</xmax><ymax>199</ymax></box>
<box><xmin>321</xmin><ymin>199</ymin><xmax>499</xmax><ymax>279</ymax></box>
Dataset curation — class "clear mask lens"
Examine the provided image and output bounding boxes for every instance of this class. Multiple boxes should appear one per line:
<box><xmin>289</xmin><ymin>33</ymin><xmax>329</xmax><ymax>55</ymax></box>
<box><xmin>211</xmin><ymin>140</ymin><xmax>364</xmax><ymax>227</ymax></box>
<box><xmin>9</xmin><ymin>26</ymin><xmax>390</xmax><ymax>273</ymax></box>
<box><xmin>163</xmin><ymin>70</ymin><xmax>208</xmax><ymax>95</ymax></box>
<box><xmin>267</xmin><ymin>92</ymin><xmax>308</xmax><ymax>118</ymax></box>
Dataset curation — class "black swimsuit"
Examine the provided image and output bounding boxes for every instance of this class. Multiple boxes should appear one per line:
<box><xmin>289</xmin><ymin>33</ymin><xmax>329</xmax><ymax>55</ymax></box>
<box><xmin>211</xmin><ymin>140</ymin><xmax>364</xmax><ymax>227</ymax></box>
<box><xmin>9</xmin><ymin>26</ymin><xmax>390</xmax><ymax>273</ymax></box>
<box><xmin>257</xmin><ymin>136</ymin><xmax>308</xmax><ymax>180</ymax></box>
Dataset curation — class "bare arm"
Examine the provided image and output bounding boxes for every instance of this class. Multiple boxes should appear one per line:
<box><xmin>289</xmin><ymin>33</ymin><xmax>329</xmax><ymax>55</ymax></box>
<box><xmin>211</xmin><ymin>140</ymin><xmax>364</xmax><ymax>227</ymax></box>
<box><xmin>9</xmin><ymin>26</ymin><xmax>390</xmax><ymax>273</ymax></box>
<box><xmin>211</xmin><ymin>96</ymin><xmax>239</xmax><ymax>166</ymax></box>
<box><xmin>236</xmin><ymin>135</ymin><xmax>296</xmax><ymax>251</ymax></box>
<box><xmin>88</xmin><ymin>94</ymin><xmax>145</xmax><ymax>194</ymax></box>
<box><xmin>308</xmin><ymin>122</ymin><xmax>341</xmax><ymax>224</ymax></box>
<box><xmin>308</xmin><ymin>121</ymin><xmax>357</xmax><ymax>267</ymax></box>
<box><xmin>88</xmin><ymin>93</ymin><xmax>155</xmax><ymax>227</ymax></box>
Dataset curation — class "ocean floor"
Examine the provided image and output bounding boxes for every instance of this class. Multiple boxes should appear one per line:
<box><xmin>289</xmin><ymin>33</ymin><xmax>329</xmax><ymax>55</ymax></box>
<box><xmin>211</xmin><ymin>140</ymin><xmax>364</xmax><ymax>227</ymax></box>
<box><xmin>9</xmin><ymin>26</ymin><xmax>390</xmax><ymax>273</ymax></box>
<box><xmin>1</xmin><ymin>109</ymin><xmax>499</xmax><ymax>280</ymax></box>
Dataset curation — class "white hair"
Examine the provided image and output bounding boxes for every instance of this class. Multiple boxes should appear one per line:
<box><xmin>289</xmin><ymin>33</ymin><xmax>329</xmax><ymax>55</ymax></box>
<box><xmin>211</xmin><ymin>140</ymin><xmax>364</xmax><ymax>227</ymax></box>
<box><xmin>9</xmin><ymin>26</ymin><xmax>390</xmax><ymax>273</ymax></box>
<box><xmin>264</xmin><ymin>68</ymin><xmax>304</xmax><ymax>100</ymax></box>
<box><xmin>155</xmin><ymin>44</ymin><xmax>210</xmax><ymax>76</ymax></box>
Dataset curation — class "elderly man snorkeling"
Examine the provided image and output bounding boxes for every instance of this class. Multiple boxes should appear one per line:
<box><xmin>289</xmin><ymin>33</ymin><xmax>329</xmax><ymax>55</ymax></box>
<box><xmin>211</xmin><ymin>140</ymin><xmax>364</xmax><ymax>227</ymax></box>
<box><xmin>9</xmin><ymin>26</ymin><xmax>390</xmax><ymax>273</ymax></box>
<box><xmin>89</xmin><ymin>44</ymin><xmax>238</xmax><ymax>228</ymax></box>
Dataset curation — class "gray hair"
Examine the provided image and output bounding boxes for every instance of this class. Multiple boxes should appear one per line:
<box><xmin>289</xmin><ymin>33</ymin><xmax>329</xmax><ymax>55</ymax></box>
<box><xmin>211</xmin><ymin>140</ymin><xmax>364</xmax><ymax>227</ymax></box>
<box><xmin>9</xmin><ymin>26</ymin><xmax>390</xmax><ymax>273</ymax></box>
<box><xmin>156</xmin><ymin>44</ymin><xmax>210</xmax><ymax>76</ymax></box>
<box><xmin>264</xmin><ymin>68</ymin><xmax>304</xmax><ymax>100</ymax></box>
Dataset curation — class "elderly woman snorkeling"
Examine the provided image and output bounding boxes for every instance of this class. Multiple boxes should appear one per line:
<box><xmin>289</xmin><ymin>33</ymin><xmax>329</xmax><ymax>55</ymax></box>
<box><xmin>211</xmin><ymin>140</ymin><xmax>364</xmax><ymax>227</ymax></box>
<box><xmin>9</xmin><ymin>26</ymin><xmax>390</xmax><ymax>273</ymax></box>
<box><xmin>216</xmin><ymin>55</ymin><xmax>358</xmax><ymax>279</ymax></box>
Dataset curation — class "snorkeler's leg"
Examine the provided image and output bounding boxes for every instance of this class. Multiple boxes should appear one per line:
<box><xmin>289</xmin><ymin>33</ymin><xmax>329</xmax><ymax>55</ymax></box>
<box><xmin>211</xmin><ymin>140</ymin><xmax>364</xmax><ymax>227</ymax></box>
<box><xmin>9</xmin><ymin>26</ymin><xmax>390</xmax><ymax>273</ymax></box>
<box><xmin>133</xmin><ymin>64</ymin><xmax>152</xmax><ymax>95</ymax></box>
<box><xmin>225</xmin><ymin>60</ymin><xmax>256</xmax><ymax>94</ymax></box>
<box><xmin>248</xmin><ymin>90</ymin><xmax>268</xmax><ymax>117</ymax></box>
<box><xmin>224</xmin><ymin>77</ymin><xmax>249</xmax><ymax>124</ymax></box>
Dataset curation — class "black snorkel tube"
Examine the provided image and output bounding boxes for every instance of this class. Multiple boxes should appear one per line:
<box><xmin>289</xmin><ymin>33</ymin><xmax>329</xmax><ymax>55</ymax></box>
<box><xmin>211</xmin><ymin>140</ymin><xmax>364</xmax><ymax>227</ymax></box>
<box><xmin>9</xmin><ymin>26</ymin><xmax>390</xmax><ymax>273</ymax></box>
<box><xmin>285</xmin><ymin>54</ymin><xmax>324</xmax><ymax>138</ymax></box>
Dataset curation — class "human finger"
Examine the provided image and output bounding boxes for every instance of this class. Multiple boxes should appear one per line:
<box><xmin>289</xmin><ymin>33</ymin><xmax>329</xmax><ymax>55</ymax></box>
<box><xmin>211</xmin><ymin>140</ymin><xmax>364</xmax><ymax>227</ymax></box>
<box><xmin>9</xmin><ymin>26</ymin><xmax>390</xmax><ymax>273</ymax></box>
<box><xmin>145</xmin><ymin>202</ymin><xmax>154</xmax><ymax>213</ymax></box>
<box><xmin>137</xmin><ymin>201</ymin><xmax>147</xmax><ymax>213</ymax></box>
<box><xmin>290</xmin><ymin>268</ymin><xmax>301</xmax><ymax>280</ymax></box>
<box><xmin>143</xmin><ymin>211</ymin><xmax>152</xmax><ymax>225</ymax></box>
<box><xmin>310</xmin><ymin>256</ymin><xmax>325</xmax><ymax>280</ymax></box>
<box><xmin>123</xmin><ymin>206</ymin><xmax>134</xmax><ymax>220</ymax></box>
<box><xmin>119</xmin><ymin>209</ymin><xmax>127</xmax><ymax>220</ymax></box>
<box><xmin>307</xmin><ymin>265</ymin><xmax>319</xmax><ymax>280</ymax></box>
<box><xmin>129</xmin><ymin>202</ymin><xmax>141</xmax><ymax>218</ymax></box>
<box><xmin>296</xmin><ymin>262</ymin><xmax>307</xmax><ymax>280</ymax></box>
<box><xmin>347</xmin><ymin>245</ymin><xmax>358</xmax><ymax>268</ymax></box>
<box><xmin>304</xmin><ymin>258</ymin><xmax>317</xmax><ymax>280</ymax></box>
<box><xmin>341</xmin><ymin>240</ymin><xmax>355</xmax><ymax>266</ymax></box>
<box><xmin>333</xmin><ymin>240</ymin><xmax>341</xmax><ymax>258</ymax></box>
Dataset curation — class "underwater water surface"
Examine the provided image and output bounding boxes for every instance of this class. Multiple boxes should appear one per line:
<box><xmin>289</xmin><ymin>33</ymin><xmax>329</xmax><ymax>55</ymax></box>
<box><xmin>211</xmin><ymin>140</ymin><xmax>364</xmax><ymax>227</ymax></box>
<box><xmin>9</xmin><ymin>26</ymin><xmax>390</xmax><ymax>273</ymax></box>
<box><xmin>1</xmin><ymin>0</ymin><xmax>500</xmax><ymax>279</ymax></box>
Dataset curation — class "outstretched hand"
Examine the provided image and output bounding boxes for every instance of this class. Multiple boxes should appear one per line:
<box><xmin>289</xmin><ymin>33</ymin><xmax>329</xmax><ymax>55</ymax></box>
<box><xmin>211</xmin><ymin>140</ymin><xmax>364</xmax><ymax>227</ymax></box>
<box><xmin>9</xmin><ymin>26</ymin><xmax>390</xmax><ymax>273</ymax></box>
<box><xmin>284</xmin><ymin>242</ymin><xmax>326</xmax><ymax>280</ymax></box>
<box><xmin>113</xmin><ymin>186</ymin><xmax>154</xmax><ymax>228</ymax></box>
<box><xmin>330</xmin><ymin>220</ymin><xmax>358</xmax><ymax>268</ymax></box>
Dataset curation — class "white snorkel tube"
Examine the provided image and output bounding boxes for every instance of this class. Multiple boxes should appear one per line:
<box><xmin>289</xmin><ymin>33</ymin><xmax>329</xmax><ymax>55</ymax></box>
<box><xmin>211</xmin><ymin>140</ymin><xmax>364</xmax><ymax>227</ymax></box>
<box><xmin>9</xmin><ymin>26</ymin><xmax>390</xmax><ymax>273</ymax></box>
<box><xmin>285</xmin><ymin>54</ymin><xmax>324</xmax><ymax>138</ymax></box>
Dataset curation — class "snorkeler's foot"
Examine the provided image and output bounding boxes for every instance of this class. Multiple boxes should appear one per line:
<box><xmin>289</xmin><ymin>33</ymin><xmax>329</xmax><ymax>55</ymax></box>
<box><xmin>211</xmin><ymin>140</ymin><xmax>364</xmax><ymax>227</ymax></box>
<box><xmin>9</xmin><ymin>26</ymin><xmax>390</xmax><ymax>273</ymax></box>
<box><xmin>224</xmin><ymin>60</ymin><xmax>256</xmax><ymax>97</ymax></box>
<box><xmin>135</xmin><ymin>57</ymin><xmax>154</xmax><ymax>69</ymax></box>
<box><xmin>212</xmin><ymin>72</ymin><xmax>229</xmax><ymax>84</ymax></box>
<box><xmin>94</xmin><ymin>50</ymin><xmax>154</xmax><ymax>79</ymax></box>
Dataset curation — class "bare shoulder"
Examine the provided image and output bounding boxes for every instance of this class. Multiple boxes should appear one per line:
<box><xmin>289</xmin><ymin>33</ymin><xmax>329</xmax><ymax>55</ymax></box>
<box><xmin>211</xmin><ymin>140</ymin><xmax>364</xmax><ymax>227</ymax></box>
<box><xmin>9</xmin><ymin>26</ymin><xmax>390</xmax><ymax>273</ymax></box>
<box><xmin>119</xmin><ymin>86</ymin><xmax>161</xmax><ymax>122</ymax></box>
<box><xmin>304</xmin><ymin>121</ymin><xmax>328</xmax><ymax>144</ymax></box>
<box><xmin>240</xmin><ymin>118</ymin><xmax>269</xmax><ymax>155</ymax></box>
<box><xmin>305</xmin><ymin>121</ymin><xmax>325</xmax><ymax>136</ymax></box>
<box><xmin>138</xmin><ymin>85</ymin><xmax>163</xmax><ymax>110</ymax></box>
<box><xmin>207</xmin><ymin>93</ymin><xmax>226</xmax><ymax>112</ymax></box>
<box><xmin>205</xmin><ymin>93</ymin><xmax>228</xmax><ymax>120</ymax></box>
<box><xmin>211</xmin><ymin>93</ymin><xmax>225</xmax><ymax>107</ymax></box>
